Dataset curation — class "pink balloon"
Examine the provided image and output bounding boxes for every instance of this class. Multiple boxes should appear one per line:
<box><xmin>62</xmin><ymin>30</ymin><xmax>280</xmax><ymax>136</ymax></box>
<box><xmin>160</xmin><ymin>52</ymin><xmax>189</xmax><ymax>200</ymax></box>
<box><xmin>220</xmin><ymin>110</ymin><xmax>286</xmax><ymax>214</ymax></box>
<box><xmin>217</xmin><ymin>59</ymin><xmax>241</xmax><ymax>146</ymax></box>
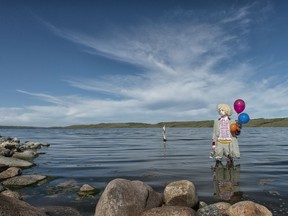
<box><xmin>234</xmin><ymin>99</ymin><xmax>245</xmax><ymax>114</ymax></box>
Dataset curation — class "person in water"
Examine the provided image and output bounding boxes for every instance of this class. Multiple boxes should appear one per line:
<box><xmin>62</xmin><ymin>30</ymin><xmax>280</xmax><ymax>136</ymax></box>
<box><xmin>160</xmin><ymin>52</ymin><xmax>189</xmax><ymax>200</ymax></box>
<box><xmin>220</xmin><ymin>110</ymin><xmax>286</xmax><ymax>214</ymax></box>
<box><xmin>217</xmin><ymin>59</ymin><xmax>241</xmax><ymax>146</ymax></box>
<box><xmin>210</xmin><ymin>103</ymin><xmax>241</xmax><ymax>164</ymax></box>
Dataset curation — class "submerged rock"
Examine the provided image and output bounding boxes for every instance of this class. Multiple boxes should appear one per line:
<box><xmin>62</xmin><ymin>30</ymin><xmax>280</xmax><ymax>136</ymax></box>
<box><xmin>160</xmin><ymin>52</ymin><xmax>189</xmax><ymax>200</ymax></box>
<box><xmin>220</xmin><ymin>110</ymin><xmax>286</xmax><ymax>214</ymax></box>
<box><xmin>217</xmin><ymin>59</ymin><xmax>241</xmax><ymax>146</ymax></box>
<box><xmin>78</xmin><ymin>184</ymin><xmax>99</xmax><ymax>196</ymax></box>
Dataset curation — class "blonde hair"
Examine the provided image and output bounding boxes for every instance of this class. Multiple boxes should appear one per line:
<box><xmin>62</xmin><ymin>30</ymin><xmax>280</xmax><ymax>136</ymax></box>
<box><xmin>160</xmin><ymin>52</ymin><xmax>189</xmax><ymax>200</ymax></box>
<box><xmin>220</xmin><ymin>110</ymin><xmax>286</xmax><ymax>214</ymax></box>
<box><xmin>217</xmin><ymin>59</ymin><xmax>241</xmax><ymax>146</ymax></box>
<box><xmin>217</xmin><ymin>104</ymin><xmax>233</xmax><ymax>116</ymax></box>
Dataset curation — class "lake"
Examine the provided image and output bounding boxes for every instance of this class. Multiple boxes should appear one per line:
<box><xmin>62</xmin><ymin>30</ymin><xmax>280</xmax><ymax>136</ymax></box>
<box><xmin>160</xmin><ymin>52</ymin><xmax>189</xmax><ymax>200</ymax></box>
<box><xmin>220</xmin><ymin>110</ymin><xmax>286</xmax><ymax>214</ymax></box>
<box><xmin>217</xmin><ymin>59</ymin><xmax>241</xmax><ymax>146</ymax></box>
<box><xmin>0</xmin><ymin>127</ymin><xmax>287</xmax><ymax>215</ymax></box>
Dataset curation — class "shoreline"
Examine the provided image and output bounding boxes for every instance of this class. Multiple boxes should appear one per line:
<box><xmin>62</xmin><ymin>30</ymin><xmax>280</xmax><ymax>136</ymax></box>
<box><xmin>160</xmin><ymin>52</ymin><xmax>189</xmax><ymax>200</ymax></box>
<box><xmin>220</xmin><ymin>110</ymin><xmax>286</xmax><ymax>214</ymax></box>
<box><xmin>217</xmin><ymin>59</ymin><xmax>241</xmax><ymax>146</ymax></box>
<box><xmin>1</xmin><ymin>117</ymin><xmax>288</xmax><ymax>128</ymax></box>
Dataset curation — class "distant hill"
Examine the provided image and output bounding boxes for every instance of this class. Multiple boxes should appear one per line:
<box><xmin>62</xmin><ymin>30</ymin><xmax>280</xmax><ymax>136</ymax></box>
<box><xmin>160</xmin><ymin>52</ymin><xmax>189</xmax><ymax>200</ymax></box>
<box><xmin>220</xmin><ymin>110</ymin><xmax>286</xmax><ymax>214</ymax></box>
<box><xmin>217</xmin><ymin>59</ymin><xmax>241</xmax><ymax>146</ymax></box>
<box><xmin>65</xmin><ymin>118</ymin><xmax>288</xmax><ymax>128</ymax></box>
<box><xmin>1</xmin><ymin>118</ymin><xmax>288</xmax><ymax>129</ymax></box>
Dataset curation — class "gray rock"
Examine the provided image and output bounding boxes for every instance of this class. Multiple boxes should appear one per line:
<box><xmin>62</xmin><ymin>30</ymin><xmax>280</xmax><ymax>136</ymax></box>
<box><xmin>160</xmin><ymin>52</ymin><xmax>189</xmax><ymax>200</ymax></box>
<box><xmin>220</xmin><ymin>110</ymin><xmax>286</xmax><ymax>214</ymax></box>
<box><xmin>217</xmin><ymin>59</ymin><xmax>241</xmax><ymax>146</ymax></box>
<box><xmin>12</xmin><ymin>150</ymin><xmax>39</xmax><ymax>160</ymax></box>
<box><xmin>95</xmin><ymin>178</ymin><xmax>162</xmax><ymax>216</ymax></box>
<box><xmin>0</xmin><ymin>156</ymin><xmax>33</xmax><ymax>168</ymax></box>
<box><xmin>0</xmin><ymin>184</ymin><xmax>5</xmax><ymax>192</ymax></box>
<box><xmin>0</xmin><ymin>167</ymin><xmax>22</xmax><ymax>180</ymax></box>
<box><xmin>1</xmin><ymin>189</ymin><xmax>22</xmax><ymax>199</ymax></box>
<box><xmin>0</xmin><ymin>194</ymin><xmax>46</xmax><ymax>216</ymax></box>
<box><xmin>140</xmin><ymin>206</ymin><xmax>197</xmax><ymax>216</ymax></box>
<box><xmin>197</xmin><ymin>202</ymin><xmax>231</xmax><ymax>216</ymax></box>
<box><xmin>78</xmin><ymin>184</ymin><xmax>99</xmax><ymax>196</ymax></box>
<box><xmin>41</xmin><ymin>206</ymin><xmax>81</xmax><ymax>216</ymax></box>
<box><xmin>0</xmin><ymin>148</ymin><xmax>13</xmax><ymax>157</ymax></box>
<box><xmin>163</xmin><ymin>180</ymin><xmax>199</xmax><ymax>208</ymax></box>
<box><xmin>22</xmin><ymin>141</ymin><xmax>49</xmax><ymax>149</ymax></box>
<box><xmin>2</xmin><ymin>174</ymin><xmax>47</xmax><ymax>187</ymax></box>
<box><xmin>0</xmin><ymin>163</ymin><xmax>9</xmax><ymax>172</ymax></box>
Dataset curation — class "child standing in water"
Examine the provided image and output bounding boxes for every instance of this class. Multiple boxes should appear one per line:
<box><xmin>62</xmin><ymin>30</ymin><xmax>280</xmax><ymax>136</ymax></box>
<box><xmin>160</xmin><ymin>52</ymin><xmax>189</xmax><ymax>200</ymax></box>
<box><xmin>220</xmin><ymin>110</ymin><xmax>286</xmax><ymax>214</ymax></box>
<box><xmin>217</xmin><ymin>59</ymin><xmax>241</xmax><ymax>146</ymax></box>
<box><xmin>210</xmin><ymin>104</ymin><xmax>241</xmax><ymax>164</ymax></box>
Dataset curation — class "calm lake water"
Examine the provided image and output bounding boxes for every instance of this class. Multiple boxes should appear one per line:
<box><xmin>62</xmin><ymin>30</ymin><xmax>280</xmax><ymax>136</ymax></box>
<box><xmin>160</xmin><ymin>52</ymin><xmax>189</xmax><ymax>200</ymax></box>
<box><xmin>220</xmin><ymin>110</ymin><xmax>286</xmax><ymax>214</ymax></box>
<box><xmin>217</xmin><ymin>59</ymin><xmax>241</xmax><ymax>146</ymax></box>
<box><xmin>1</xmin><ymin>127</ymin><xmax>287</xmax><ymax>216</ymax></box>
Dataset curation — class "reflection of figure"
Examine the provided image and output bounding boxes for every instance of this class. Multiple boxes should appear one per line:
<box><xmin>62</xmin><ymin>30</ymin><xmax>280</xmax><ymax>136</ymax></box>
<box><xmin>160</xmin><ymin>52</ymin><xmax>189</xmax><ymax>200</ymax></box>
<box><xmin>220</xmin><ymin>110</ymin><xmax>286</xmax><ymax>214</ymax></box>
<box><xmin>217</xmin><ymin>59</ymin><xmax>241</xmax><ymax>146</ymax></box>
<box><xmin>211</xmin><ymin>104</ymin><xmax>241</xmax><ymax>164</ymax></box>
<box><xmin>162</xmin><ymin>125</ymin><xmax>167</xmax><ymax>142</ymax></box>
<box><xmin>212</xmin><ymin>162</ymin><xmax>242</xmax><ymax>202</ymax></box>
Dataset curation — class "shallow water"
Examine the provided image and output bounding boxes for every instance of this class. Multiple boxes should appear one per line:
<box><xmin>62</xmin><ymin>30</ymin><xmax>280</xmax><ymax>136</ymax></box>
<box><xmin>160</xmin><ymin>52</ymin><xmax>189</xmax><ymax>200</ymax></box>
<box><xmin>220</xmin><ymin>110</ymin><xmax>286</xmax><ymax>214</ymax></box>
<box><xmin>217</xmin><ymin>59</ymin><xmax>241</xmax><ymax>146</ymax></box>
<box><xmin>1</xmin><ymin>127</ymin><xmax>287</xmax><ymax>215</ymax></box>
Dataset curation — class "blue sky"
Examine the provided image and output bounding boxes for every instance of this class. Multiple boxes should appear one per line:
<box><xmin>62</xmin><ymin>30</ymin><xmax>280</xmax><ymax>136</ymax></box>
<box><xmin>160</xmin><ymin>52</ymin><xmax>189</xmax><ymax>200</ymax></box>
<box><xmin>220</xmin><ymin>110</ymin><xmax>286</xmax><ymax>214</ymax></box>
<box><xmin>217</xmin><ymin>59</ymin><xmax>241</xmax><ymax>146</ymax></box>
<box><xmin>1</xmin><ymin>0</ymin><xmax>288</xmax><ymax>126</ymax></box>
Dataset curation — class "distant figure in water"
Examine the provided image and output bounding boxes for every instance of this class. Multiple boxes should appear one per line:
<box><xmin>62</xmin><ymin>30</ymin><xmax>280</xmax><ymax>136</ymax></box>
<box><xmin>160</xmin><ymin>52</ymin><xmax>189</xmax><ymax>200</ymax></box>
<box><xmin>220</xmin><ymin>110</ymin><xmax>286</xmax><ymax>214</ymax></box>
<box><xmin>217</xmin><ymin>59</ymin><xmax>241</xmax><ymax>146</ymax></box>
<box><xmin>210</xmin><ymin>104</ymin><xmax>241</xmax><ymax>165</ymax></box>
<box><xmin>162</xmin><ymin>125</ymin><xmax>167</xmax><ymax>142</ymax></box>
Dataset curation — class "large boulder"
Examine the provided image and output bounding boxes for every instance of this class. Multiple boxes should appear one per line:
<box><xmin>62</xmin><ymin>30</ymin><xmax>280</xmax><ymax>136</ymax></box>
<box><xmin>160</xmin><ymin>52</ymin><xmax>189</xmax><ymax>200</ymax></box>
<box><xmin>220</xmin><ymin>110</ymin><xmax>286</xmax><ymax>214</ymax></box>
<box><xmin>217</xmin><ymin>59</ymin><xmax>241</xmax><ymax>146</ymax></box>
<box><xmin>226</xmin><ymin>201</ymin><xmax>272</xmax><ymax>216</ymax></box>
<box><xmin>163</xmin><ymin>180</ymin><xmax>198</xmax><ymax>208</ymax></box>
<box><xmin>140</xmin><ymin>206</ymin><xmax>197</xmax><ymax>216</ymax></box>
<box><xmin>95</xmin><ymin>178</ymin><xmax>162</xmax><ymax>216</ymax></box>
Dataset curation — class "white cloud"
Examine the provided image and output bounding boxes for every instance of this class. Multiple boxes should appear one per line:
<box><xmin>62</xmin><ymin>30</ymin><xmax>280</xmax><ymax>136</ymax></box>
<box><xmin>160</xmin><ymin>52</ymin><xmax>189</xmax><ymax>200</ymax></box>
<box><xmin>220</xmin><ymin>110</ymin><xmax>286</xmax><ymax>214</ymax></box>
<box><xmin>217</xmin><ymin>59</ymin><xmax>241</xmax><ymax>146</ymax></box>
<box><xmin>3</xmin><ymin>4</ymin><xmax>288</xmax><ymax>126</ymax></box>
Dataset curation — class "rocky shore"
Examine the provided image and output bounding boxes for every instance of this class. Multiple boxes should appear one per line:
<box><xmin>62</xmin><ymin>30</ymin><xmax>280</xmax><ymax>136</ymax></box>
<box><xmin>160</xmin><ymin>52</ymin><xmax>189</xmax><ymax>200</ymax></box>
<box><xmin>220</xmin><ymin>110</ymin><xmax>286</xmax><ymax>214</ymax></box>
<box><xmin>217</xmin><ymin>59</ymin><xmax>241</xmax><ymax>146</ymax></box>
<box><xmin>0</xmin><ymin>135</ymin><xmax>273</xmax><ymax>216</ymax></box>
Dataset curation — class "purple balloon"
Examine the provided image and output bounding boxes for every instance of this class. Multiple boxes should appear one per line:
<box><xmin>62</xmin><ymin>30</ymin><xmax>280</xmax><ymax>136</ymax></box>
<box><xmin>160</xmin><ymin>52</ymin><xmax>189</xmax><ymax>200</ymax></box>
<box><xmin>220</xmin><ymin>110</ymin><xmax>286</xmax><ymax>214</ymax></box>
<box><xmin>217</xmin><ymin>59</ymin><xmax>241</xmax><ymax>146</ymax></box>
<box><xmin>234</xmin><ymin>99</ymin><xmax>245</xmax><ymax>114</ymax></box>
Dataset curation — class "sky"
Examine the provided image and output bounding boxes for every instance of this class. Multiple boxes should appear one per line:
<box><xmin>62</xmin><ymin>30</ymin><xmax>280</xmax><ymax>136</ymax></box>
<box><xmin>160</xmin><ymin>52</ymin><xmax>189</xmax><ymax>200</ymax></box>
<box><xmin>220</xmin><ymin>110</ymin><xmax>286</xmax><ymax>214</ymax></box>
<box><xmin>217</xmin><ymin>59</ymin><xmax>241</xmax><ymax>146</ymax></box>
<box><xmin>0</xmin><ymin>0</ymin><xmax>288</xmax><ymax>127</ymax></box>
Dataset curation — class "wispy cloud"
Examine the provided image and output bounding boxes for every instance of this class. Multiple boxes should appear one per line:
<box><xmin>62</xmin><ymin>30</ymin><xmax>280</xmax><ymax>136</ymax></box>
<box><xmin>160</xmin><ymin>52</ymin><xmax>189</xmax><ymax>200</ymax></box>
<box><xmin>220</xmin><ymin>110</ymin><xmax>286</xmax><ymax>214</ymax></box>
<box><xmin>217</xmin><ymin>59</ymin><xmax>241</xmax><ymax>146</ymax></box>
<box><xmin>7</xmin><ymin>3</ymin><xmax>288</xmax><ymax>126</ymax></box>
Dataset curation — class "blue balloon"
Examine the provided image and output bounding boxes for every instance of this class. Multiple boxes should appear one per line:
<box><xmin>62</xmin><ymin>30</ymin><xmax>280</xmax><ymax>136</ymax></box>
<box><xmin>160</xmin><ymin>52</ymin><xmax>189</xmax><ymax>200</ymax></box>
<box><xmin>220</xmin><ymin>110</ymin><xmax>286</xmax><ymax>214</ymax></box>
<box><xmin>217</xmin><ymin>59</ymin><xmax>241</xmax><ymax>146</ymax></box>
<box><xmin>238</xmin><ymin>113</ymin><xmax>250</xmax><ymax>124</ymax></box>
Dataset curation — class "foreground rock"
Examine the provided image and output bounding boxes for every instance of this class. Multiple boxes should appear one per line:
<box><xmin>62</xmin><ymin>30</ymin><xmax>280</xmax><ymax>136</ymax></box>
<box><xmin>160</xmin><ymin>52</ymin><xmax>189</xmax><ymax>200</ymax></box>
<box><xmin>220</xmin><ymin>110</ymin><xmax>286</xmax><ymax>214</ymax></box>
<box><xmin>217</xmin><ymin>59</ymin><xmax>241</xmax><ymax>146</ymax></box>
<box><xmin>164</xmin><ymin>180</ymin><xmax>198</xmax><ymax>208</ymax></box>
<box><xmin>0</xmin><ymin>167</ymin><xmax>22</xmax><ymax>180</ymax></box>
<box><xmin>95</xmin><ymin>178</ymin><xmax>162</xmax><ymax>216</ymax></box>
<box><xmin>41</xmin><ymin>206</ymin><xmax>81</xmax><ymax>216</ymax></box>
<box><xmin>95</xmin><ymin>178</ymin><xmax>273</xmax><ymax>216</ymax></box>
<box><xmin>0</xmin><ymin>156</ymin><xmax>33</xmax><ymax>168</ymax></box>
<box><xmin>140</xmin><ymin>206</ymin><xmax>197</xmax><ymax>216</ymax></box>
<box><xmin>197</xmin><ymin>202</ymin><xmax>231</xmax><ymax>216</ymax></box>
<box><xmin>1</xmin><ymin>174</ymin><xmax>47</xmax><ymax>187</ymax></box>
<box><xmin>226</xmin><ymin>200</ymin><xmax>272</xmax><ymax>216</ymax></box>
<box><xmin>0</xmin><ymin>194</ymin><xmax>46</xmax><ymax>216</ymax></box>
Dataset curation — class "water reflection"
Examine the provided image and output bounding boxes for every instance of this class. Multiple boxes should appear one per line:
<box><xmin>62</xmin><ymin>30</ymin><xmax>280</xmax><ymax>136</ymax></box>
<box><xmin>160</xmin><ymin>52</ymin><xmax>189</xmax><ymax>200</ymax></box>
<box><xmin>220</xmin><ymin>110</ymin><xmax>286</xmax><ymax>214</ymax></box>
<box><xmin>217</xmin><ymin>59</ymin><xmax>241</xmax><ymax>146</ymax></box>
<box><xmin>212</xmin><ymin>162</ymin><xmax>243</xmax><ymax>202</ymax></box>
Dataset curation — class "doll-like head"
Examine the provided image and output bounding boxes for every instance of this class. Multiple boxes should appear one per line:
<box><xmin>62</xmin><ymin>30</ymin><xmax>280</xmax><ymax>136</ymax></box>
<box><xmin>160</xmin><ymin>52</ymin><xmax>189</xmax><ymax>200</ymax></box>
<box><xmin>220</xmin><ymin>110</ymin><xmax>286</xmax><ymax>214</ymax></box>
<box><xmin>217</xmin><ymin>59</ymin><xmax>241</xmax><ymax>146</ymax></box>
<box><xmin>217</xmin><ymin>104</ymin><xmax>233</xmax><ymax>117</ymax></box>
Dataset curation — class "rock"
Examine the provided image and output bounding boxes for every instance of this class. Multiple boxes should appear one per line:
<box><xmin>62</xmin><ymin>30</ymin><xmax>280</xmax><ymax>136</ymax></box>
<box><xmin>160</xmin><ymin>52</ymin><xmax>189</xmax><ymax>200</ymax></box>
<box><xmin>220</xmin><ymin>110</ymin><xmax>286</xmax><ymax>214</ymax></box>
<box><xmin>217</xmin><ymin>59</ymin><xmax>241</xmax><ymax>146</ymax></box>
<box><xmin>0</xmin><ymin>184</ymin><xmax>5</xmax><ymax>192</ymax></box>
<box><xmin>0</xmin><ymin>163</ymin><xmax>9</xmax><ymax>172</ymax></box>
<box><xmin>214</xmin><ymin>202</ymin><xmax>231</xmax><ymax>214</ymax></box>
<box><xmin>226</xmin><ymin>201</ymin><xmax>272</xmax><ymax>216</ymax></box>
<box><xmin>0</xmin><ymin>156</ymin><xmax>33</xmax><ymax>168</ymax></box>
<box><xmin>0</xmin><ymin>194</ymin><xmax>46</xmax><ymax>216</ymax></box>
<box><xmin>1</xmin><ymin>189</ymin><xmax>22</xmax><ymax>199</ymax></box>
<box><xmin>0</xmin><ymin>148</ymin><xmax>13</xmax><ymax>157</ymax></box>
<box><xmin>1</xmin><ymin>174</ymin><xmax>47</xmax><ymax>187</ymax></box>
<box><xmin>197</xmin><ymin>202</ymin><xmax>231</xmax><ymax>216</ymax></box>
<box><xmin>95</xmin><ymin>178</ymin><xmax>162</xmax><ymax>216</ymax></box>
<box><xmin>41</xmin><ymin>206</ymin><xmax>81</xmax><ymax>216</ymax></box>
<box><xmin>140</xmin><ymin>206</ymin><xmax>197</xmax><ymax>216</ymax></box>
<box><xmin>197</xmin><ymin>203</ymin><xmax>222</xmax><ymax>216</ymax></box>
<box><xmin>163</xmin><ymin>180</ymin><xmax>198</xmax><ymax>208</ymax></box>
<box><xmin>12</xmin><ymin>150</ymin><xmax>39</xmax><ymax>160</ymax></box>
<box><xmin>22</xmin><ymin>141</ymin><xmax>49</xmax><ymax>149</ymax></box>
<box><xmin>0</xmin><ymin>167</ymin><xmax>22</xmax><ymax>180</ymax></box>
<box><xmin>78</xmin><ymin>184</ymin><xmax>99</xmax><ymax>196</ymax></box>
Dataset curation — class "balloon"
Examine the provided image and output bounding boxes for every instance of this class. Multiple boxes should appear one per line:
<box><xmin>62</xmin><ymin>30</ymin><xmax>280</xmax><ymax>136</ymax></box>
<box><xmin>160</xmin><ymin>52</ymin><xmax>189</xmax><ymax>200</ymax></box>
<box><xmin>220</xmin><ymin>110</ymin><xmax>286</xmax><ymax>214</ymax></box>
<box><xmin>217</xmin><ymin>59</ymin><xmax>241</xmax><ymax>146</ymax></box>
<box><xmin>238</xmin><ymin>113</ymin><xmax>250</xmax><ymax>124</ymax></box>
<box><xmin>234</xmin><ymin>99</ymin><xmax>246</xmax><ymax>114</ymax></box>
<box><xmin>230</xmin><ymin>123</ymin><xmax>238</xmax><ymax>132</ymax></box>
